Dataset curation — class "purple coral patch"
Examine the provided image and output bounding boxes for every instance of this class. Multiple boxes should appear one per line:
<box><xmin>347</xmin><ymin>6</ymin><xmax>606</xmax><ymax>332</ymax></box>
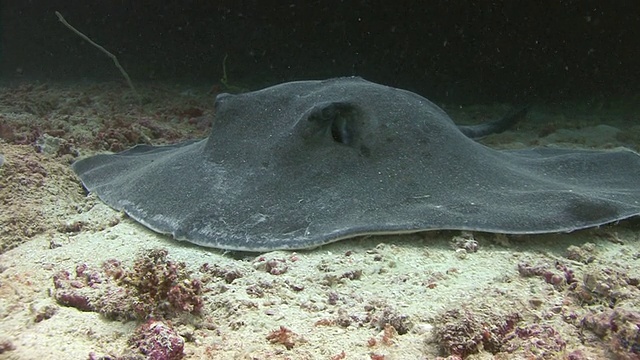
<box><xmin>130</xmin><ymin>319</ymin><xmax>185</xmax><ymax>360</ymax></box>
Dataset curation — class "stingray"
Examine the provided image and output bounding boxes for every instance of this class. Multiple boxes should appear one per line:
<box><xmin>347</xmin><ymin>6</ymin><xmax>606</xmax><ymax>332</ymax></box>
<box><xmin>72</xmin><ymin>77</ymin><xmax>640</xmax><ymax>251</ymax></box>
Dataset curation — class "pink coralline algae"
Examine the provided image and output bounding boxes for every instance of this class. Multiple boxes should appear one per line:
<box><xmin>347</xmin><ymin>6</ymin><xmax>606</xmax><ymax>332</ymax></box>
<box><xmin>52</xmin><ymin>249</ymin><xmax>205</xmax><ymax>320</ymax></box>
<box><xmin>582</xmin><ymin>308</ymin><xmax>640</xmax><ymax>358</ymax></box>
<box><xmin>52</xmin><ymin>264</ymin><xmax>101</xmax><ymax>312</ymax></box>
<box><xmin>130</xmin><ymin>319</ymin><xmax>185</xmax><ymax>360</ymax></box>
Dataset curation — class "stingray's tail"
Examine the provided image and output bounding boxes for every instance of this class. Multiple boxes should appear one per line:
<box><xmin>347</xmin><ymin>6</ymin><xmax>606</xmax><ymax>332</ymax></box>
<box><xmin>458</xmin><ymin>105</ymin><xmax>530</xmax><ymax>140</ymax></box>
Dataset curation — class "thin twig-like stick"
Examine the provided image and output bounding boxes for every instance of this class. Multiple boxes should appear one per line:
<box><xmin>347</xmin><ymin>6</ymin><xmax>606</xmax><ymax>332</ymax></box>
<box><xmin>55</xmin><ymin>11</ymin><xmax>141</xmax><ymax>102</ymax></box>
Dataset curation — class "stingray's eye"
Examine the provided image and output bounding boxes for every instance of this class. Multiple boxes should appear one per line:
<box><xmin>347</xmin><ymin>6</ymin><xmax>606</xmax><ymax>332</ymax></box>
<box><xmin>330</xmin><ymin>110</ymin><xmax>355</xmax><ymax>145</ymax></box>
<box><xmin>307</xmin><ymin>101</ymin><xmax>362</xmax><ymax>146</ymax></box>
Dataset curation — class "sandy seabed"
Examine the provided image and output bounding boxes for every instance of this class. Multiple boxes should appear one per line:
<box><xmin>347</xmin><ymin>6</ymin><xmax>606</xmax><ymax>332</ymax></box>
<box><xmin>1</xmin><ymin>81</ymin><xmax>639</xmax><ymax>360</ymax></box>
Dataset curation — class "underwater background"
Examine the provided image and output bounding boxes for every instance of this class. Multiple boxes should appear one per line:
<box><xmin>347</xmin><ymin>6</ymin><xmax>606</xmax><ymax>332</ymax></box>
<box><xmin>2</xmin><ymin>1</ymin><xmax>639</xmax><ymax>103</ymax></box>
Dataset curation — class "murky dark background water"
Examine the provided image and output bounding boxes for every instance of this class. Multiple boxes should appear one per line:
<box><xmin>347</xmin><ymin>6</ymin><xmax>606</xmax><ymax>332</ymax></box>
<box><xmin>2</xmin><ymin>2</ymin><xmax>639</xmax><ymax>103</ymax></box>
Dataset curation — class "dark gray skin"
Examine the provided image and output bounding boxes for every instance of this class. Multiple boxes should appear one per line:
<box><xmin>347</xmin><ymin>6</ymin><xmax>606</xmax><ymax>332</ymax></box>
<box><xmin>458</xmin><ymin>106</ymin><xmax>530</xmax><ymax>139</ymax></box>
<box><xmin>324</xmin><ymin>101</ymin><xmax>529</xmax><ymax>145</ymax></box>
